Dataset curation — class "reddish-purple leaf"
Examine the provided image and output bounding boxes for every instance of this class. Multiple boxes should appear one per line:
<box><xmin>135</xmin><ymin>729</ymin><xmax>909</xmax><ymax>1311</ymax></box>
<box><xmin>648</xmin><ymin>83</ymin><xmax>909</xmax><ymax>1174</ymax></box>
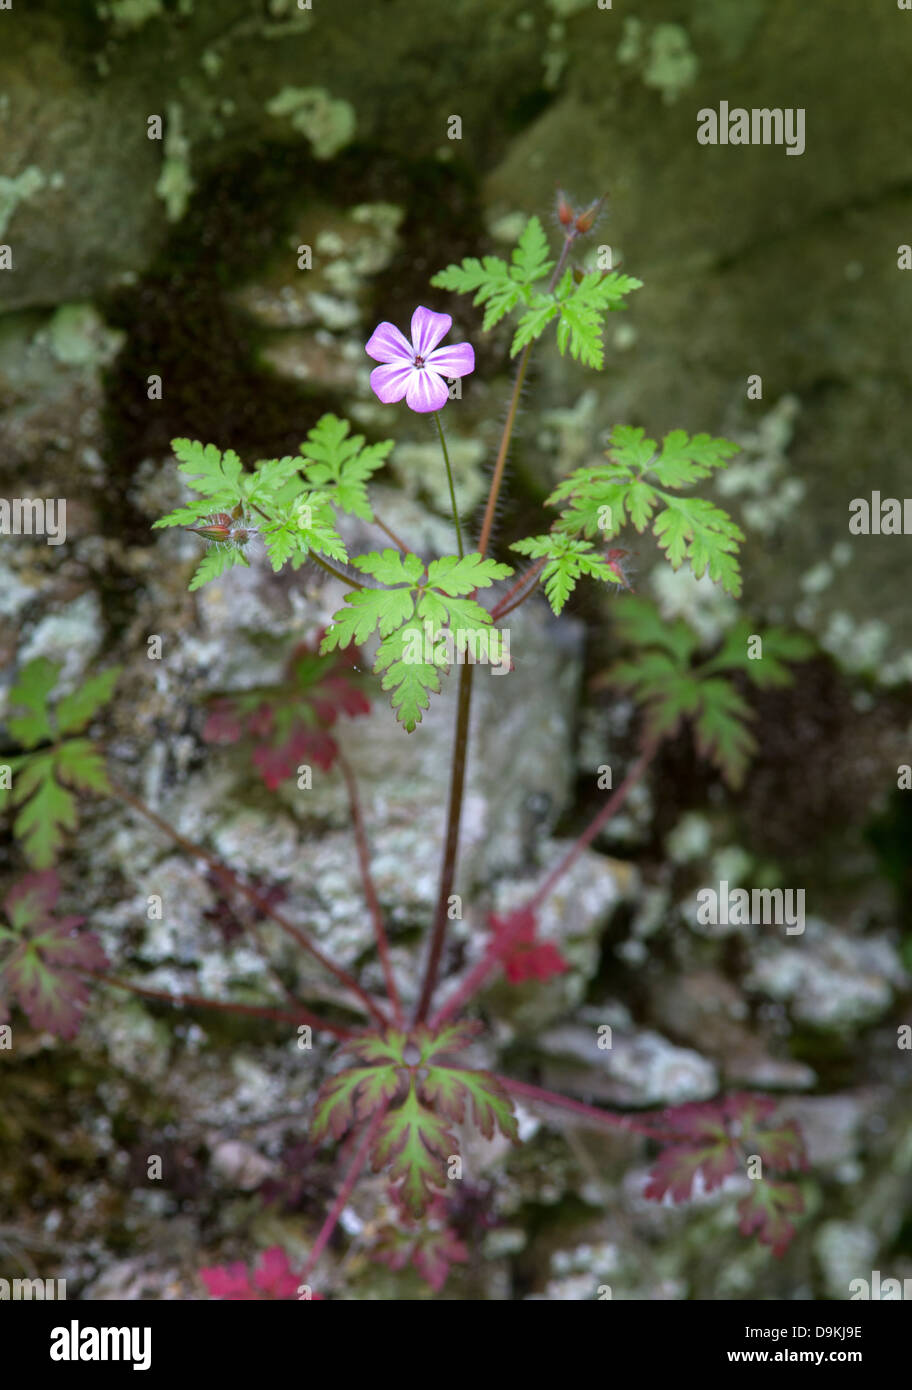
<box><xmin>373</xmin><ymin>1201</ymin><xmax>469</xmax><ymax>1292</ymax></box>
<box><xmin>200</xmin><ymin>1246</ymin><xmax>322</xmax><ymax>1300</ymax></box>
<box><xmin>203</xmin><ymin>639</ymin><xmax>370</xmax><ymax>788</ymax></box>
<box><xmin>737</xmin><ymin>1182</ymin><xmax>804</xmax><ymax>1258</ymax></box>
<box><xmin>0</xmin><ymin>871</ymin><xmax>107</xmax><ymax>1040</ymax></box>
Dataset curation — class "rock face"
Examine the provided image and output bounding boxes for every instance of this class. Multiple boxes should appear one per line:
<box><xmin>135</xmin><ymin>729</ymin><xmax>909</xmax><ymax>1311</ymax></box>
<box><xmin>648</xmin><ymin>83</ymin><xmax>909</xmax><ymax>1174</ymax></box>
<box><xmin>1</xmin><ymin>0</ymin><xmax>911</xmax><ymax>1302</ymax></box>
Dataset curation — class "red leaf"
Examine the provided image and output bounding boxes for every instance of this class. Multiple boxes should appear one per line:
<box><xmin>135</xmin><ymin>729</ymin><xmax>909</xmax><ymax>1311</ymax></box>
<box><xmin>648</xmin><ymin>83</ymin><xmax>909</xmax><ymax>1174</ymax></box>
<box><xmin>199</xmin><ymin>1246</ymin><xmax>322</xmax><ymax>1300</ymax></box>
<box><xmin>1</xmin><ymin>872</ymin><xmax>107</xmax><ymax>1040</ymax></box>
<box><xmin>726</xmin><ymin>1093</ymin><xmax>808</xmax><ymax>1174</ymax></box>
<box><xmin>198</xmin><ymin>1261</ymin><xmax>255</xmax><ymax>1300</ymax></box>
<box><xmin>202</xmin><ymin>701</ymin><xmax>244</xmax><ymax>744</ymax></box>
<box><xmin>488</xmin><ymin>908</ymin><xmax>569</xmax><ymax>984</ymax></box>
<box><xmin>203</xmin><ymin>640</ymin><xmax>370</xmax><ymax>788</ymax></box>
<box><xmin>643</xmin><ymin>1133</ymin><xmax>737</xmax><ymax>1204</ymax></box>
<box><xmin>373</xmin><ymin>1200</ymin><xmax>469</xmax><ymax>1292</ymax></box>
<box><xmin>737</xmin><ymin>1182</ymin><xmax>804</xmax><ymax>1258</ymax></box>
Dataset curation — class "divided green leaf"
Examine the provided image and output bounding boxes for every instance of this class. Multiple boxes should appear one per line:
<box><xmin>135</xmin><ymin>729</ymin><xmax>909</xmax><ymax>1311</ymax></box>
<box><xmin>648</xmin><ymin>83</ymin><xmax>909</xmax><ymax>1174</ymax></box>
<box><xmin>299</xmin><ymin>414</ymin><xmax>393</xmax><ymax>522</ymax></box>
<box><xmin>549</xmin><ymin>426</ymin><xmax>744</xmax><ymax>596</ymax></box>
<box><xmin>604</xmin><ymin>599</ymin><xmax>813</xmax><ymax>786</ymax></box>
<box><xmin>0</xmin><ymin>659</ymin><xmax>120</xmax><ymax>866</ymax></box>
<box><xmin>310</xmin><ymin>1025</ymin><xmax>518</xmax><ymax>1216</ymax></box>
<box><xmin>0</xmin><ymin>871</ymin><xmax>107</xmax><ymax>1039</ymax></box>
<box><xmin>321</xmin><ymin>552</ymin><xmax>513</xmax><ymax>730</ymax></box>
<box><xmin>511</xmin><ymin>533</ymin><xmax>616</xmax><ymax>614</ymax></box>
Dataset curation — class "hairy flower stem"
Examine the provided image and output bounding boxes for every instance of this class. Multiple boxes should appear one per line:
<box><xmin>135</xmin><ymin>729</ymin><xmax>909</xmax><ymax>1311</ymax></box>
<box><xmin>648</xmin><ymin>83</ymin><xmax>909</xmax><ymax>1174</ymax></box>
<box><xmin>109</xmin><ymin>782</ymin><xmax>391</xmax><ymax>1029</ymax></box>
<box><xmin>494</xmin><ymin>1076</ymin><xmax>664</xmax><ymax>1140</ymax></box>
<box><xmin>95</xmin><ymin>973</ymin><xmax>354</xmax><ymax>1040</ymax></box>
<box><xmin>429</xmin><ymin>742</ymin><xmax>656</xmax><ymax>1028</ymax></box>
<box><xmin>415</xmin><ymin>233</ymin><xmax>582</xmax><ymax>1025</ymax></box>
<box><xmin>477</xmin><ymin>230</ymin><xmax>577</xmax><ymax>560</ymax></box>
<box><xmin>433</xmin><ymin>410</ymin><xmax>464</xmax><ymax>559</ymax></box>
<box><xmin>476</xmin><ymin>349</ymin><xmax>531</xmax><ymax>562</ymax></box>
<box><xmin>300</xmin><ymin>1101</ymin><xmax>391</xmax><ymax>1285</ymax></box>
<box><xmin>337</xmin><ymin>750</ymin><xmax>404</xmax><ymax>1026</ymax></box>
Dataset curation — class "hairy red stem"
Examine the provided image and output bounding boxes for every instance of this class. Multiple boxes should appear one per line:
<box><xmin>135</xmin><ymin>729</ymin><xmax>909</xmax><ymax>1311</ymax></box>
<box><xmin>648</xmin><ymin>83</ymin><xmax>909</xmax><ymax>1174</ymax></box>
<box><xmin>489</xmin><ymin>557</ymin><xmax>547</xmax><ymax>621</ymax></box>
<box><xmin>94</xmin><ymin>972</ymin><xmax>354</xmax><ymax>1040</ymax></box>
<box><xmin>494</xmin><ymin>1075</ymin><xmax>664</xmax><ymax>1139</ymax></box>
<box><xmin>299</xmin><ymin>1101</ymin><xmax>390</xmax><ymax>1284</ymax></box>
<box><xmin>430</xmin><ymin>742</ymin><xmax>656</xmax><ymax>1027</ymax></box>
<box><xmin>413</xmin><ymin>663</ymin><xmax>474</xmax><ymax>1022</ymax></box>
<box><xmin>524</xmin><ymin>742</ymin><xmax>656</xmax><ymax>913</ymax></box>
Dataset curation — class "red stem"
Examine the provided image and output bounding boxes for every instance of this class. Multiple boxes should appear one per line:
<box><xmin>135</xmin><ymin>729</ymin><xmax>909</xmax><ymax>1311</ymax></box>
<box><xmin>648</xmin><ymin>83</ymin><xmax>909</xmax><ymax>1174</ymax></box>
<box><xmin>495</xmin><ymin>1075</ymin><xmax>664</xmax><ymax>1139</ymax></box>
<box><xmin>477</xmin><ymin>232</ymin><xmax>577</xmax><ymax>561</ymax></box>
<box><xmin>94</xmin><ymin>972</ymin><xmax>354</xmax><ymax>1040</ymax></box>
<box><xmin>109</xmin><ymin>781</ymin><xmax>390</xmax><ymax>1029</ymax></box>
<box><xmin>337</xmin><ymin>750</ymin><xmax>404</xmax><ymax>1026</ymax></box>
<box><xmin>524</xmin><ymin>741</ymin><xmax>656</xmax><ymax>913</ymax></box>
<box><xmin>489</xmin><ymin>558</ymin><xmax>547</xmax><ymax>621</ymax></box>
<box><xmin>430</xmin><ymin>742</ymin><xmax>656</xmax><ymax>1027</ymax></box>
<box><xmin>299</xmin><ymin>1100</ymin><xmax>390</xmax><ymax>1285</ymax></box>
<box><xmin>373</xmin><ymin>511</ymin><xmax>413</xmax><ymax>556</ymax></box>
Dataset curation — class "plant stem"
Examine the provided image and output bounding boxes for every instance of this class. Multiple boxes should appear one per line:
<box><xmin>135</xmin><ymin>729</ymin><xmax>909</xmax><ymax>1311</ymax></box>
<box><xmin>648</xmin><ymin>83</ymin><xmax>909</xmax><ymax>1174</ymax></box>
<box><xmin>94</xmin><ymin>973</ymin><xmax>354</xmax><ymax>1040</ymax></box>
<box><xmin>414</xmin><ymin>230</ymin><xmax>581</xmax><ymax>1026</ymax></box>
<box><xmin>433</xmin><ymin>411</ymin><xmax>464</xmax><ymax>559</ymax></box>
<box><xmin>299</xmin><ymin>1100</ymin><xmax>391</xmax><ymax>1285</ymax></box>
<box><xmin>429</xmin><ymin>742</ymin><xmax>656</xmax><ymax>1027</ymax></box>
<box><xmin>413</xmin><ymin>663</ymin><xmax>474</xmax><ymax>1023</ymax></box>
<box><xmin>108</xmin><ymin>781</ymin><xmax>391</xmax><ymax>1029</ymax></box>
<box><xmin>248</xmin><ymin>499</ymin><xmax>364</xmax><ymax>590</ymax></box>
<box><xmin>477</xmin><ymin>230</ymin><xmax>577</xmax><ymax>560</ymax></box>
<box><xmin>337</xmin><ymin>750</ymin><xmax>404</xmax><ymax>1026</ymax></box>
<box><xmin>489</xmin><ymin>558</ymin><xmax>547</xmax><ymax>621</ymax></box>
<box><xmin>493</xmin><ymin>1075</ymin><xmax>663</xmax><ymax>1139</ymax></box>
<box><xmin>524</xmin><ymin>741</ymin><xmax>656</xmax><ymax>912</ymax></box>
<box><xmin>372</xmin><ymin>511</ymin><xmax>414</xmax><ymax>556</ymax></box>
<box><xmin>476</xmin><ymin>348</ymin><xmax>530</xmax><ymax>561</ymax></box>
<box><xmin>306</xmin><ymin>551</ymin><xmax>365</xmax><ymax>591</ymax></box>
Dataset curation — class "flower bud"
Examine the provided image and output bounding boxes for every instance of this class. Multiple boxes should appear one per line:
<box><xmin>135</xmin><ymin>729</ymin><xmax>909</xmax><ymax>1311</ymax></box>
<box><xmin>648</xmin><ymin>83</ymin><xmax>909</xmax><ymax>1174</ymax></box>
<box><xmin>556</xmin><ymin>190</ymin><xmax>574</xmax><ymax>227</ymax></box>
<box><xmin>186</xmin><ymin>513</ymin><xmax>233</xmax><ymax>542</ymax></box>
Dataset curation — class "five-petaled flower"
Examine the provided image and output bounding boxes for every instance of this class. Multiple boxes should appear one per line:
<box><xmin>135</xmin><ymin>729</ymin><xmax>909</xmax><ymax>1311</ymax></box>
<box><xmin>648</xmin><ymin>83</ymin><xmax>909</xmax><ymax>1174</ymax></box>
<box><xmin>366</xmin><ymin>306</ymin><xmax>474</xmax><ymax>413</ymax></box>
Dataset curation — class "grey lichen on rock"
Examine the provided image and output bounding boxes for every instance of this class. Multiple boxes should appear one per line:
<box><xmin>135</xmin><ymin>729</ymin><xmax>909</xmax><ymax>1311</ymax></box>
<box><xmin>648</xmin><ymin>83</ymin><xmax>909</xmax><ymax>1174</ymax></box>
<box><xmin>155</xmin><ymin>103</ymin><xmax>195</xmax><ymax>223</ymax></box>
<box><xmin>265</xmin><ymin>86</ymin><xmax>357</xmax><ymax>160</ymax></box>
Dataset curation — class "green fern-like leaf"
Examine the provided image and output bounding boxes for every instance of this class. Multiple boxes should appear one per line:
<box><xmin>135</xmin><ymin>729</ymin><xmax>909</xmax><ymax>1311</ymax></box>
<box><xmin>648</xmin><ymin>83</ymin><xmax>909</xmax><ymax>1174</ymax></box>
<box><xmin>603</xmin><ymin>600</ymin><xmax>813</xmax><ymax>786</ymax></box>
<box><xmin>550</xmin><ymin>425</ymin><xmax>744</xmax><ymax>595</ymax></box>
<box><xmin>510</xmin><ymin>533</ymin><xmax>616</xmax><ymax>614</ymax></box>
<box><xmin>0</xmin><ymin>660</ymin><xmax>120</xmax><ymax>866</ymax></box>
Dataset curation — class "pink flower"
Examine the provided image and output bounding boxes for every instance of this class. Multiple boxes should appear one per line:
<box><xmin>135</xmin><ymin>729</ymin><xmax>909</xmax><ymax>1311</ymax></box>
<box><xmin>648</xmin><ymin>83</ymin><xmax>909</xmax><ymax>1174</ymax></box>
<box><xmin>365</xmin><ymin>306</ymin><xmax>474</xmax><ymax>413</ymax></box>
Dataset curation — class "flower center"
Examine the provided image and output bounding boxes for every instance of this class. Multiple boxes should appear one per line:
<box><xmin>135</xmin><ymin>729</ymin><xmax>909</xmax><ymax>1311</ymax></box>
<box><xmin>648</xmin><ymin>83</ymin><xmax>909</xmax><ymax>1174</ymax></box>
<box><xmin>413</xmin><ymin>354</ymin><xmax>425</xmax><ymax>368</ymax></box>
